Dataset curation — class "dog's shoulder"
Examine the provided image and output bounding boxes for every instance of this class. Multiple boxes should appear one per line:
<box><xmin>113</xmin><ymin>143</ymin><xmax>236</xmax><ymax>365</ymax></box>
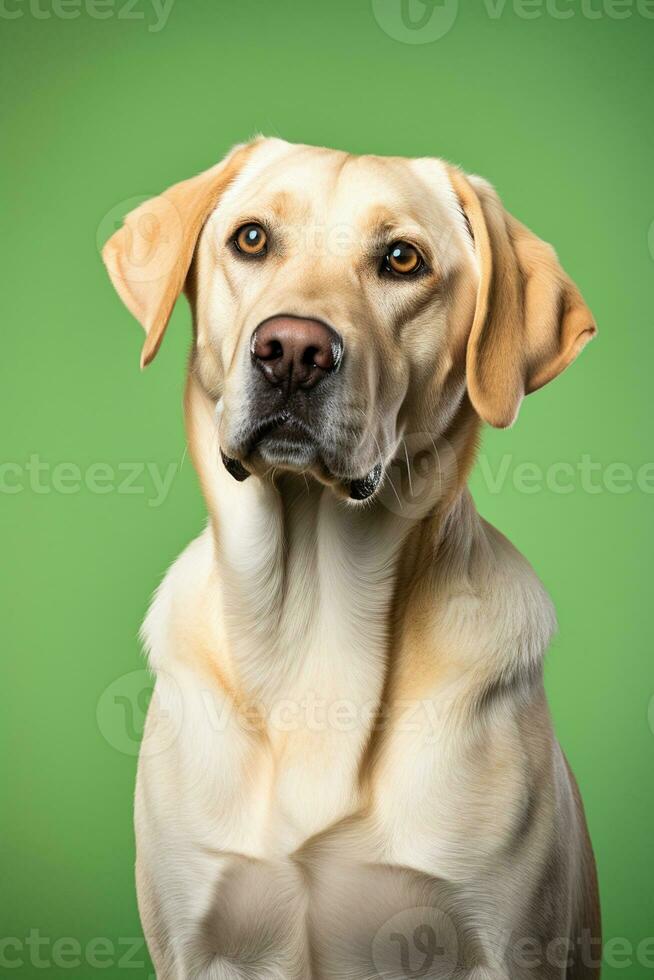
<box><xmin>475</xmin><ymin>516</ymin><xmax>558</xmax><ymax>661</ymax></box>
<box><xmin>418</xmin><ymin>500</ymin><xmax>558</xmax><ymax>686</ymax></box>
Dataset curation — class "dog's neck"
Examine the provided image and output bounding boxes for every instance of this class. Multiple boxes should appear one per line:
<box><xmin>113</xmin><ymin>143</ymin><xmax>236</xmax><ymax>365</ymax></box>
<box><xmin>185</xmin><ymin>374</ymin><xmax>479</xmax><ymax>700</ymax></box>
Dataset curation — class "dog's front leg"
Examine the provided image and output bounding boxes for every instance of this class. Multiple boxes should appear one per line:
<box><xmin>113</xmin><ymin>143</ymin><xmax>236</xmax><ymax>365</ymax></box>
<box><xmin>137</xmin><ymin>849</ymin><xmax>311</xmax><ymax>980</ymax></box>
<box><xmin>133</xmin><ymin>675</ymin><xmax>312</xmax><ymax>980</ymax></box>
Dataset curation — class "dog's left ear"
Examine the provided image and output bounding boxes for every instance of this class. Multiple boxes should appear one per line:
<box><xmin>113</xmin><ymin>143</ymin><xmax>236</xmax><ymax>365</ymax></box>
<box><xmin>102</xmin><ymin>141</ymin><xmax>257</xmax><ymax>368</ymax></box>
<box><xmin>448</xmin><ymin>166</ymin><xmax>597</xmax><ymax>428</ymax></box>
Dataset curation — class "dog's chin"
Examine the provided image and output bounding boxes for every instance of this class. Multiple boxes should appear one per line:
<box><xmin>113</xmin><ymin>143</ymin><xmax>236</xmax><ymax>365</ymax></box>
<box><xmin>221</xmin><ymin>420</ymin><xmax>384</xmax><ymax>502</ymax></box>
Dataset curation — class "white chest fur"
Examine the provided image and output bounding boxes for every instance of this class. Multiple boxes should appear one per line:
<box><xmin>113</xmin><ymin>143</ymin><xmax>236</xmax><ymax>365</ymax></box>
<box><xmin>141</xmin><ymin>478</ymin><xmax>414</xmax><ymax>853</ymax></box>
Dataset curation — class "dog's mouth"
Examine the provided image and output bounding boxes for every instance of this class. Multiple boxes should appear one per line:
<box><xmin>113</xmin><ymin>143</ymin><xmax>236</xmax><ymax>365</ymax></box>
<box><xmin>221</xmin><ymin>411</ymin><xmax>384</xmax><ymax>501</ymax></box>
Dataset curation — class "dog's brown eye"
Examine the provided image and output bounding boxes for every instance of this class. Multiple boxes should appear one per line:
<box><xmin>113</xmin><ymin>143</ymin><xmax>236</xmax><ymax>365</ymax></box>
<box><xmin>234</xmin><ymin>223</ymin><xmax>267</xmax><ymax>256</ymax></box>
<box><xmin>384</xmin><ymin>241</ymin><xmax>422</xmax><ymax>276</ymax></box>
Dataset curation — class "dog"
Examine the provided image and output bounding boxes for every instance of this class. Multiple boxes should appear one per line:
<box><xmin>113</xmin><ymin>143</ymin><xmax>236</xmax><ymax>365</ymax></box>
<box><xmin>103</xmin><ymin>137</ymin><xmax>600</xmax><ymax>979</ymax></box>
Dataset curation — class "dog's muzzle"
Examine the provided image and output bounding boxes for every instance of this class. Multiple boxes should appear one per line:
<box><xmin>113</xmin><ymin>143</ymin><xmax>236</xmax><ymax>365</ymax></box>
<box><xmin>221</xmin><ymin>315</ymin><xmax>383</xmax><ymax>500</ymax></box>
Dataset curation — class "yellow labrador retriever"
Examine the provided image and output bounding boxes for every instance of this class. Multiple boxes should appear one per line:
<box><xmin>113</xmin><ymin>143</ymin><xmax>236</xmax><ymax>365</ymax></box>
<box><xmin>104</xmin><ymin>138</ymin><xmax>600</xmax><ymax>980</ymax></box>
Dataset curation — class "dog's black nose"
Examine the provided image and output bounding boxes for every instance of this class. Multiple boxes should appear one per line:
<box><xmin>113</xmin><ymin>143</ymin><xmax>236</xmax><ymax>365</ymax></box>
<box><xmin>251</xmin><ymin>316</ymin><xmax>342</xmax><ymax>393</ymax></box>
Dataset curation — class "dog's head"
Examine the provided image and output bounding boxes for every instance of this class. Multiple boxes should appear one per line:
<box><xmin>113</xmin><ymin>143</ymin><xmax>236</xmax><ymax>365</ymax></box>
<box><xmin>103</xmin><ymin>138</ymin><xmax>595</xmax><ymax>502</ymax></box>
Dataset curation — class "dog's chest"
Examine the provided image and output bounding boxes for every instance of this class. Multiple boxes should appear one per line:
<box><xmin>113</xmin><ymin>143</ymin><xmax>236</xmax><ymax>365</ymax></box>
<box><xmin>209</xmin><ymin>495</ymin><xmax>408</xmax><ymax>848</ymax></box>
<box><xmin>251</xmin><ymin>587</ymin><xmax>392</xmax><ymax>848</ymax></box>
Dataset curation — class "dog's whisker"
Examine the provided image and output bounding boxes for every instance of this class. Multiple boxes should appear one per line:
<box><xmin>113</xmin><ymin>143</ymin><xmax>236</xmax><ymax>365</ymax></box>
<box><xmin>386</xmin><ymin>470</ymin><xmax>403</xmax><ymax>510</ymax></box>
<box><xmin>429</xmin><ymin>435</ymin><xmax>443</xmax><ymax>492</ymax></box>
<box><xmin>371</xmin><ymin>432</ymin><xmax>401</xmax><ymax>511</ymax></box>
<box><xmin>403</xmin><ymin>439</ymin><xmax>413</xmax><ymax>499</ymax></box>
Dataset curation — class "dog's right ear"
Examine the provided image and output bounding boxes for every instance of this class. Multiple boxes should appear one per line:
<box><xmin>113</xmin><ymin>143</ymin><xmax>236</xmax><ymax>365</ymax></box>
<box><xmin>102</xmin><ymin>141</ymin><xmax>257</xmax><ymax>368</ymax></box>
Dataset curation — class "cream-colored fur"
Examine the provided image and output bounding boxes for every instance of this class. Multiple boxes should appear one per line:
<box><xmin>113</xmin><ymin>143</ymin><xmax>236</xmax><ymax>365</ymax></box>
<box><xmin>104</xmin><ymin>139</ymin><xmax>600</xmax><ymax>979</ymax></box>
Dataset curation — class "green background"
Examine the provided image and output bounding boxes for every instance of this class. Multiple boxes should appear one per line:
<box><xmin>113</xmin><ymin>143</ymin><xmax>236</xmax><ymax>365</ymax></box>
<box><xmin>1</xmin><ymin>0</ymin><xmax>652</xmax><ymax>975</ymax></box>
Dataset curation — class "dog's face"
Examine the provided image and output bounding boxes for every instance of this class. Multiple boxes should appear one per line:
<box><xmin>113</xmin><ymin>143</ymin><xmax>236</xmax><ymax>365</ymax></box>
<box><xmin>104</xmin><ymin>138</ymin><xmax>596</xmax><ymax>502</ymax></box>
<box><xmin>193</xmin><ymin>141</ymin><xmax>475</xmax><ymax>498</ymax></box>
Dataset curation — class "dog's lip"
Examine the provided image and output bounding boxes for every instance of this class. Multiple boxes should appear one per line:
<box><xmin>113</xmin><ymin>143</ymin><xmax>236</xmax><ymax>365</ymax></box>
<box><xmin>349</xmin><ymin>462</ymin><xmax>383</xmax><ymax>501</ymax></box>
<box><xmin>243</xmin><ymin>410</ymin><xmax>318</xmax><ymax>454</ymax></box>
